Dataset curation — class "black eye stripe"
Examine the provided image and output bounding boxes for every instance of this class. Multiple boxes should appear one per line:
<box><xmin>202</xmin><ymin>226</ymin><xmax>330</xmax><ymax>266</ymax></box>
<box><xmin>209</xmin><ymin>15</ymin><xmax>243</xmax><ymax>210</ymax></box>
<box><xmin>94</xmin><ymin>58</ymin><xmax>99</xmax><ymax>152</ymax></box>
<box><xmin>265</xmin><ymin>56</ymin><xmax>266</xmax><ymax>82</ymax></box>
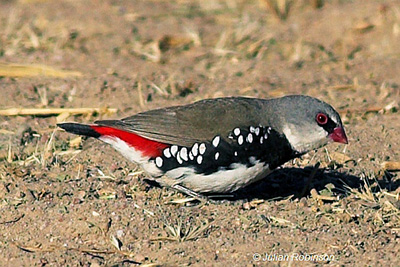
<box><xmin>321</xmin><ymin>118</ymin><xmax>336</xmax><ymax>133</ymax></box>
<box><xmin>315</xmin><ymin>113</ymin><xmax>336</xmax><ymax>133</ymax></box>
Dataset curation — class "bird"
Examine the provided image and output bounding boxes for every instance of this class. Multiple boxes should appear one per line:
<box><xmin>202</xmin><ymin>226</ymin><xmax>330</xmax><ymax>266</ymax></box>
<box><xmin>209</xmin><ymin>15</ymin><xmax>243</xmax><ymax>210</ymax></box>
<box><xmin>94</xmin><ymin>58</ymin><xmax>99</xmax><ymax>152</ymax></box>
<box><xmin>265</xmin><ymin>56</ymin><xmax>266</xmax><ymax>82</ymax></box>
<box><xmin>58</xmin><ymin>95</ymin><xmax>348</xmax><ymax>195</ymax></box>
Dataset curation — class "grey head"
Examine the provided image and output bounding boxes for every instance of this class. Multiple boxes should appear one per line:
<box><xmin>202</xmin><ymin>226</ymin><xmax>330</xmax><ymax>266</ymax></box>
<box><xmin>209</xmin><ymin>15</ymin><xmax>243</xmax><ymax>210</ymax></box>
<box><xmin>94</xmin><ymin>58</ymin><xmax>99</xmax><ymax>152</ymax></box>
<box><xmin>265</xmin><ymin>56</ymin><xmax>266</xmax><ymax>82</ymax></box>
<box><xmin>262</xmin><ymin>95</ymin><xmax>348</xmax><ymax>153</ymax></box>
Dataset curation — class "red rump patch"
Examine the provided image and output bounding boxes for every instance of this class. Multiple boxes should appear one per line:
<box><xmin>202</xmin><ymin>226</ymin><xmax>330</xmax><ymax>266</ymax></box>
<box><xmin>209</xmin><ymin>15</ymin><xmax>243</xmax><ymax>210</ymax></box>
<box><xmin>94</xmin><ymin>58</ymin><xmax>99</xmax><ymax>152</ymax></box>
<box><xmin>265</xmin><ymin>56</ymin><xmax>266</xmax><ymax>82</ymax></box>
<box><xmin>91</xmin><ymin>126</ymin><xmax>169</xmax><ymax>157</ymax></box>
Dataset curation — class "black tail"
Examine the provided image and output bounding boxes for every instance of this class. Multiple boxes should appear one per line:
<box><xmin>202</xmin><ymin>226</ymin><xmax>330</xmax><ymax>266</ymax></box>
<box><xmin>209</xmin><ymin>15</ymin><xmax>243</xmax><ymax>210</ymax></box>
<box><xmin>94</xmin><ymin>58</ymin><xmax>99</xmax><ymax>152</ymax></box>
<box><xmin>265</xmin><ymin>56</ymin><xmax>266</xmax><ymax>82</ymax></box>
<box><xmin>57</xmin><ymin>123</ymin><xmax>101</xmax><ymax>138</ymax></box>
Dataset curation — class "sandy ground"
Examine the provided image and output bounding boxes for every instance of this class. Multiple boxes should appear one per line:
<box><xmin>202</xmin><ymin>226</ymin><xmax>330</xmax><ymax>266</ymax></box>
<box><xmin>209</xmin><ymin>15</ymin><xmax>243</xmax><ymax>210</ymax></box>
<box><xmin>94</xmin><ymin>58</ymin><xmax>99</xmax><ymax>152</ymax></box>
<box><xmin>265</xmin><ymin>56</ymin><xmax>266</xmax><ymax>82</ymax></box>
<box><xmin>0</xmin><ymin>0</ymin><xmax>399</xmax><ymax>266</ymax></box>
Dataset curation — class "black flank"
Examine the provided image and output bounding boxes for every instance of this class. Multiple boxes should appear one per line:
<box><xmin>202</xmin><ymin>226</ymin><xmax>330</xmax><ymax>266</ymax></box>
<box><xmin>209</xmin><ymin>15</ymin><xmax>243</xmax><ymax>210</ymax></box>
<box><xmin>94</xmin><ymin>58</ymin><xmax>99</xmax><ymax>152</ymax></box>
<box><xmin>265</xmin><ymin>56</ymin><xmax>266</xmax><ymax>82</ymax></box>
<box><xmin>155</xmin><ymin>125</ymin><xmax>300</xmax><ymax>176</ymax></box>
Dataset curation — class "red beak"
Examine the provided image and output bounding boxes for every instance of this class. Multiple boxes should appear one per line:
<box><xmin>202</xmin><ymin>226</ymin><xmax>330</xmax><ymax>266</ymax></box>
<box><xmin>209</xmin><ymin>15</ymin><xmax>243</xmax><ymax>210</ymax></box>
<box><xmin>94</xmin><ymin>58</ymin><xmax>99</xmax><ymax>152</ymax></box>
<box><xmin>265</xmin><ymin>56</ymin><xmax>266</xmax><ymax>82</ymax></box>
<box><xmin>329</xmin><ymin>127</ymin><xmax>348</xmax><ymax>144</ymax></box>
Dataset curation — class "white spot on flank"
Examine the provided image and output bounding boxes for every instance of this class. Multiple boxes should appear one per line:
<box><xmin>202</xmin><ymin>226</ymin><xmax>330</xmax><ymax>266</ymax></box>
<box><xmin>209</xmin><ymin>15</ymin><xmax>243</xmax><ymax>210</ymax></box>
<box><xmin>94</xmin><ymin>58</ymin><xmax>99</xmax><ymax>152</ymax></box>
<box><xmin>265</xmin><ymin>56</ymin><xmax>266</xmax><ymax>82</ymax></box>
<box><xmin>212</xmin><ymin>136</ymin><xmax>220</xmax><ymax>147</ymax></box>
<box><xmin>234</xmin><ymin>128</ymin><xmax>240</xmax><ymax>136</ymax></box>
<box><xmin>254</xmin><ymin>127</ymin><xmax>260</xmax><ymax>136</ymax></box>
<box><xmin>260</xmin><ymin>136</ymin><xmax>264</xmax><ymax>144</ymax></box>
<box><xmin>191</xmin><ymin>143</ymin><xmax>199</xmax><ymax>156</ymax></box>
<box><xmin>171</xmin><ymin>145</ymin><xmax>178</xmax><ymax>157</ymax></box>
<box><xmin>267</xmin><ymin>127</ymin><xmax>271</xmax><ymax>134</ymax></box>
<box><xmin>155</xmin><ymin>157</ymin><xmax>163</xmax><ymax>167</ymax></box>
<box><xmin>247</xmin><ymin>133</ymin><xmax>253</xmax><ymax>143</ymax></box>
<box><xmin>250</xmin><ymin>126</ymin><xmax>255</xmax><ymax>133</ymax></box>
<box><xmin>197</xmin><ymin>155</ymin><xmax>203</xmax><ymax>164</ymax></box>
<box><xmin>163</xmin><ymin>148</ymin><xmax>171</xmax><ymax>158</ymax></box>
<box><xmin>180</xmin><ymin>147</ymin><xmax>188</xmax><ymax>161</ymax></box>
<box><xmin>199</xmin><ymin>143</ymin><xmax>206</xmax><ymax>155</ymax></box>
<box><xmin>215</xmin><ymin>152</ymin><xmax>220</xmax><ymax>160</ymax></box>
<box><xmin>234</xmin><ymin>151</ymin><xmax>238</xmax><ymax>156</ymax></box>
<box><xmin>238</xmin><ymin>135</ymin><xmax>244</xmax><ymax>145</ymax></box>
<box><xmin>176</xmin><ymin>153</ymin><xmax>183</xmax><ymax>164</ymax></box>
<box><xmin>189</xmin><ymin>151</ymin><xmax>194</xmax><ymax>161</ymax></box>
<box><xmin>264</xmin><ymin>133</ymin><xmax>268</xmax><ymax>140</ymax></box>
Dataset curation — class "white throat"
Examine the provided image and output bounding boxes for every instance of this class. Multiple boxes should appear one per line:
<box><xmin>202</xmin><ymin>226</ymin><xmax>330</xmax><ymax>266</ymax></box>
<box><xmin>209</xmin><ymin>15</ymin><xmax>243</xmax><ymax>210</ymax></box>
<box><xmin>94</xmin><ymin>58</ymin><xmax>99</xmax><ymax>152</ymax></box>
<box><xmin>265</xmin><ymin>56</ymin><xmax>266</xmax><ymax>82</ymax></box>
<box><xmin>282</xmin><ymin>124</ymin><xmax>328</xmax><ymax>153</ymax></box>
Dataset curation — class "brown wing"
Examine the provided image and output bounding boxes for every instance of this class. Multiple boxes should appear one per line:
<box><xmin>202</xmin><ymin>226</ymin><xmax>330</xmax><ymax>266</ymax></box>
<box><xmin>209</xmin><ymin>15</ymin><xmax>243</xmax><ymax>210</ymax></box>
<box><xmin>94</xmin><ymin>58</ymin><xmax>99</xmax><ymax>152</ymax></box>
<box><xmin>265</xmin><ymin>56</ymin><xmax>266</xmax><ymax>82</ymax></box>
<box><xmin>95</xmin><ymin>97</ymin><xmax>267</xmax><ymax>147</ymax></box>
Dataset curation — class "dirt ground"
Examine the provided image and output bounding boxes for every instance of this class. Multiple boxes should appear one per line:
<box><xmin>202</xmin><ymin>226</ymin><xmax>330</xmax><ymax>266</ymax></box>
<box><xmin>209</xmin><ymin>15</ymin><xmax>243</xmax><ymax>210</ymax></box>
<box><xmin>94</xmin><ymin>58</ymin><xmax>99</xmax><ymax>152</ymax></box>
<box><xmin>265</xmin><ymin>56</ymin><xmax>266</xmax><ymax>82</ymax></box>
<box><xmin>0</xmin><ymin>0</ymin><xmax>399</xmax><ymax>266</ymax></box>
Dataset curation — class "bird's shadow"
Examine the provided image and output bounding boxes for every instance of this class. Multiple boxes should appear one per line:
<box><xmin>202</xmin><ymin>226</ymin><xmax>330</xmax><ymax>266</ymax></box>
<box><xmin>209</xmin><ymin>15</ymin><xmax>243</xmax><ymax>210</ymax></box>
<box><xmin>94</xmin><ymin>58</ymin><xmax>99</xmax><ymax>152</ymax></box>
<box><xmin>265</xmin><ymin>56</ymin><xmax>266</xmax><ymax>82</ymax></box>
<box><xmin>206</xmin><ymin>167</ymin><xmax>399</xmax><ymax>201</ymax></box>
<box><xmin>145</xmin><ymin>166</ymin><xmax>399</xmax><ymax>202</ymax></box>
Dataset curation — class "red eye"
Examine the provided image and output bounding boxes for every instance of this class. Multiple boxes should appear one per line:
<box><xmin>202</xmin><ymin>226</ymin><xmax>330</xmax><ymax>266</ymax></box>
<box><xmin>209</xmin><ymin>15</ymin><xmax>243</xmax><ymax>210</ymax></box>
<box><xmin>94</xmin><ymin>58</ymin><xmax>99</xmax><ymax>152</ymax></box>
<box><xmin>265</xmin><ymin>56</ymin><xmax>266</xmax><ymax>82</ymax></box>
<box><xmin>316</xmin><ymin>113</ymin><xmax>328</xmax><ymax>125</ymax></box>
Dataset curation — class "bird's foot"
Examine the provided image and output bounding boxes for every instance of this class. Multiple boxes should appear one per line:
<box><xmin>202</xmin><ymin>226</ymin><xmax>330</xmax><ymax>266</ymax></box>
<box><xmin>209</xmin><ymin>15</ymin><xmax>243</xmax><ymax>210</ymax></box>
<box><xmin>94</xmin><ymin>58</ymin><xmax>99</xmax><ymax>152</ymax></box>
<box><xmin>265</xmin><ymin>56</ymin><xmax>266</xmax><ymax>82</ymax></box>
<box><xmin>171</xmin><ymin>184</ymin><xmax>235</xmax><ymax>204</ymax></box>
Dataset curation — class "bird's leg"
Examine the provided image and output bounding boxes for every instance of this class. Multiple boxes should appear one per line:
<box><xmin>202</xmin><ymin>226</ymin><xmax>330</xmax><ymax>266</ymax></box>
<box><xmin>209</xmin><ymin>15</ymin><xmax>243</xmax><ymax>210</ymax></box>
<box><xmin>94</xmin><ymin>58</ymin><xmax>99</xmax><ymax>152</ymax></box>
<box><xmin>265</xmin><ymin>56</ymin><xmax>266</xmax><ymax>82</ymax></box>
<box><xmin>171</xmin><ymin>184</ymin><xmax>236</xmax><ymax>204</ymax></box>
<box><xmin>171</xmin><ymin>184</ymin><xmax>208</xmax><ymax>200</ymax></box>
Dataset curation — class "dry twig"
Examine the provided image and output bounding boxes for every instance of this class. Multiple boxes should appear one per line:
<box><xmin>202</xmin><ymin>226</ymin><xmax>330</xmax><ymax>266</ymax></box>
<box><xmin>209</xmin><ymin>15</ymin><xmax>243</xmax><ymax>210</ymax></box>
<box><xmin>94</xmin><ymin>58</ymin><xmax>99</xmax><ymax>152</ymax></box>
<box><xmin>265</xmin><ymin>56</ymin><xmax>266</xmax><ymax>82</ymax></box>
<box><xmin>0</xmin><ymin>62</ymin><xmax>82</xmax><ymax>78</ymax></box>
<box><xmin>0</xmin><ymin>107</ymin><xmax>117</xmax><ymax>117</ymax></box>
<box><xmin>381</xmin><ymin>161</ymin><xmax>400</xmax><ymax>172</ymax></box>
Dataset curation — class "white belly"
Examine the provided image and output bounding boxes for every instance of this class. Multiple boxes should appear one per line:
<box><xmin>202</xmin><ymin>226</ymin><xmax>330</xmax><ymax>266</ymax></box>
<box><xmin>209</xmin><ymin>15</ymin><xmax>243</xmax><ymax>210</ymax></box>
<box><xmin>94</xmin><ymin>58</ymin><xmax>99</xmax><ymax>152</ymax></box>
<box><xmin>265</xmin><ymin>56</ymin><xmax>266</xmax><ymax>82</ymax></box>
<box><xmin>163</xmin><ymin>160</ymin><xmax>271</xmax><ymax>193</ymax></box>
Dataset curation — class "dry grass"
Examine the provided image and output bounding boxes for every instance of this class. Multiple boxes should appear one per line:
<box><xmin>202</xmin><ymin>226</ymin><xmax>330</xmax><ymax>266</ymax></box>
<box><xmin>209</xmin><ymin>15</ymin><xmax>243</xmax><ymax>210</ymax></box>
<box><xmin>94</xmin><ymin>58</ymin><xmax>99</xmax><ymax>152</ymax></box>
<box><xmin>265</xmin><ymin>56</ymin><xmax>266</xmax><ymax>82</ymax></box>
<box><xmin>152</xmin><ymin>217</ymin><xmax>210</xmax><ymax>242</ymax></box>
<box><xmin>344</xmin><ymin>172</ymin><xmax>400</xmax><ymax>227</ymax></box>
<box><xmin>259</xmin><ymin>0</ymin><xmax>294</xmax><ymax>21</ymax></box>
<box><xmin>0</xmin><ymin>62</ymin><xmax>81</xmax><ymax>78</ymax></box>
